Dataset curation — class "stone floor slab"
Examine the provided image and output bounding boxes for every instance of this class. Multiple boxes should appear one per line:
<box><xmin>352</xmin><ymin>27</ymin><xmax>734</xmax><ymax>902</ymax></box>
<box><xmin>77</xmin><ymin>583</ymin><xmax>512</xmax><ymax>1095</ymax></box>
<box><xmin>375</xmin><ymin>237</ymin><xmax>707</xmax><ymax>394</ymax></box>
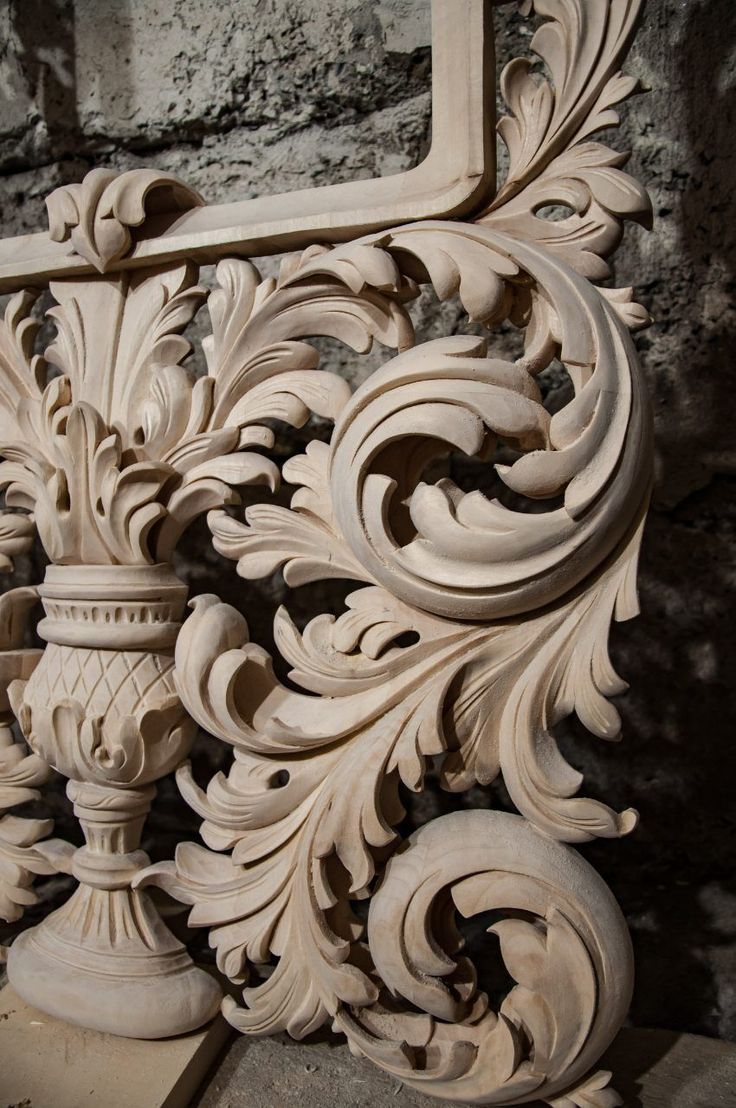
<box><xmin>193</xmin><ymin>1026</ymin><xmax>736</xmax><ymax>1108</ymax></box>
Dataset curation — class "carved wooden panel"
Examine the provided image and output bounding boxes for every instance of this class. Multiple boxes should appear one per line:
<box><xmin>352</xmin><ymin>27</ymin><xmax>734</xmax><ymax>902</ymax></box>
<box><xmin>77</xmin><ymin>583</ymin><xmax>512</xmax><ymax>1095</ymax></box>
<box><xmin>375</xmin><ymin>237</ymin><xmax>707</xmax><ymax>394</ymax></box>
<box><xmin>0</xmin><ymin>2</ymin><xmax>653</xmax><ymax>1103</ymax></box>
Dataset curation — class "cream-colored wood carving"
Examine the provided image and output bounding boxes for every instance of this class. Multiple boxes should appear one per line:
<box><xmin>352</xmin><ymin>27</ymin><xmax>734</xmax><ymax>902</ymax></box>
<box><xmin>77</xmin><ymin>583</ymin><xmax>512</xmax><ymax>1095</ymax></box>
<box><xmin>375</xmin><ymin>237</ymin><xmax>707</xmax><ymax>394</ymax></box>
<box><xmin>45</xmin><ymin>168</ymin><xmax>204</xmax><ymax>273</ymax></box>
<box><xmin>0</xmin><ymin>1</ymin><xmax>654</xmax><ymax>1102</ymax></box>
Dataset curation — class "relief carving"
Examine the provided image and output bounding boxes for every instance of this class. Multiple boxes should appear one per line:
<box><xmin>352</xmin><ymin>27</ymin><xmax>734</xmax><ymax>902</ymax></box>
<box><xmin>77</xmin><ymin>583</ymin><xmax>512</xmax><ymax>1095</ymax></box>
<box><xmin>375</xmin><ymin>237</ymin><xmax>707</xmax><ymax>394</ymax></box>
<box><xmin>46</xmin><ymin>168</ymin><xmax>204</xmax><ymax>273</ymax></box>
<box><xmin>0</xmin><ymin>1</ymin><xmax>655</xmax><ymax>1102</ymax></box>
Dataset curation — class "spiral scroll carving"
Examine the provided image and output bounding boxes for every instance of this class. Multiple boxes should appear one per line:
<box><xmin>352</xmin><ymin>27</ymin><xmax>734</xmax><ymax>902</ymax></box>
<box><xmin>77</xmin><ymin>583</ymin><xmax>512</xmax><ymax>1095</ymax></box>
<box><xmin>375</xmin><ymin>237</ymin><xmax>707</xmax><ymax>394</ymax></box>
<box><xmin>328</xmin><ymin>225</ymin><xmax>651</xmax><ymax>620</ymax></box>
<box><xmin>343</xmin><ymin>810</ymin><xmax>633</xmax><ymax>1105</ymax></box>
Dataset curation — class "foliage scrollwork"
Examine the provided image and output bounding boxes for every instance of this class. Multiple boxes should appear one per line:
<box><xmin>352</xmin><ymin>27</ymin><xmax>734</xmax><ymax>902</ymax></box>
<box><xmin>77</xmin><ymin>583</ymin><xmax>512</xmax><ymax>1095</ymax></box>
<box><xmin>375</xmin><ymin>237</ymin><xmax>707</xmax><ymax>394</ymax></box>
<box><xmin>1</xmin><ymin>0</ymin><xmax>654</xmax><ymax>1093</ymax></box>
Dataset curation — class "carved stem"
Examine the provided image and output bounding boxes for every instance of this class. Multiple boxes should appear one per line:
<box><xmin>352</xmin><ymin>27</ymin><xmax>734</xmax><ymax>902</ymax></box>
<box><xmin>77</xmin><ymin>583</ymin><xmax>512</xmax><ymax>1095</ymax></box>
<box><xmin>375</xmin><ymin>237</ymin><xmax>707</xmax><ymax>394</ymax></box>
<box><xmin>68</xmin><ymin>780</ymin><xmax>154</xmax><ymax>891</ymax></box>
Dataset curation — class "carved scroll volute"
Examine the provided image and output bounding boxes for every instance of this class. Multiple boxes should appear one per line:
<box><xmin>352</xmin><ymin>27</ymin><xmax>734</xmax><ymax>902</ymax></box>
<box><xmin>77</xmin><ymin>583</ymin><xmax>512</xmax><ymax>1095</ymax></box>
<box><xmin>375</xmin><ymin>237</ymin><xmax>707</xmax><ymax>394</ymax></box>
<box><xmin>46</xmin><ymin>168</ymin><xmax>203</xmax><ymax>273</ymax></box>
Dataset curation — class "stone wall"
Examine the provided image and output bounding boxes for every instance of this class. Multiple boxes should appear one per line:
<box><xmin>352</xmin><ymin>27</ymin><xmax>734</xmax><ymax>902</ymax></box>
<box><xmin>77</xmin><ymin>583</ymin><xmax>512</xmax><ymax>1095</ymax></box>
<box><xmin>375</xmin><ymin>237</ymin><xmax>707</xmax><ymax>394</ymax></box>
<box><xmin>1</xmin><ymin>0</ymin><xmax>734</xmax><ymax>1041</ymax></box>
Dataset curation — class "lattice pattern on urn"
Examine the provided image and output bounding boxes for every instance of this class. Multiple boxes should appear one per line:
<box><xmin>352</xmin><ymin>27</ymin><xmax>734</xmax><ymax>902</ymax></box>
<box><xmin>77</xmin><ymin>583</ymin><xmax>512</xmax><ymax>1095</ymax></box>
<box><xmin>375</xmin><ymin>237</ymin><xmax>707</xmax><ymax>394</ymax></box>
<box><xmin>0</xmin><ymin>1</ymin><xmax>653</xmax><ymax>1104</ymax></box>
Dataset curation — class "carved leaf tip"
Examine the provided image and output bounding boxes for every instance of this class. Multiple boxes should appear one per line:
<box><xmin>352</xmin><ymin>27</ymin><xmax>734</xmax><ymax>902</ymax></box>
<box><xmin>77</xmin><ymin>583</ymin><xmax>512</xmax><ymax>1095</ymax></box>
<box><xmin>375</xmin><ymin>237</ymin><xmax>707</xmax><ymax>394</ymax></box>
<box><xmin>546</xmin><ymin>1068</ymin><xmax>623</xmax><ymax>1107</ymax></box>
<box><xmin>46</xmin><ymin>167</ymin><xmax>204</xmax><ymax>272</ymax></box>
<box><xmin>0</xmin><ymin>719</ymin><xmax>58</xmax><ymax>924</ymax></box>
<box><xmin>0</xmin><ymin>512</ymin><xmax>35</xmax><ymax>573</ymax></box>
<box><xmin>482</xmin><ymin>0</ymin><xmax>651</xmax><ymax>282</ymax></box>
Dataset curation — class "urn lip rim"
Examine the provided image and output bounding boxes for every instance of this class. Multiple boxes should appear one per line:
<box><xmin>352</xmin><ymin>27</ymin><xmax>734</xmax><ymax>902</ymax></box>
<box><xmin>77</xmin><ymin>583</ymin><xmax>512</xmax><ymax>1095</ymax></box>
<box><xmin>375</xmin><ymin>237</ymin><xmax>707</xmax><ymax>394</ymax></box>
<box><xmin>37</xmin><ymin>564</ymin><xmax>188</xmax><ymax>648</ymax></box>
<box><xmin>42</xmin><ymin>562</ymin><xmax>184</xmax><ymax>580</ymax></box>
<box><xmin>40</xmin><ymin>562</ymin><xmax>187</xmax><ymax>600</ymax></box>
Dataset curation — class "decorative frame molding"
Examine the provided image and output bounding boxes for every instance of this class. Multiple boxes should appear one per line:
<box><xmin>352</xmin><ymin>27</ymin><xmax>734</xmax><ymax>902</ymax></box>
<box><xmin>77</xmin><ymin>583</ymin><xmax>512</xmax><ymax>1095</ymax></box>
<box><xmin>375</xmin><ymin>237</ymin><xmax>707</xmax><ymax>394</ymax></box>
<box><xmin>0</xmin><ymin>1</ymin><xmax>653</xmax><ymax>1103</ymax></box>
<box><xmin>0</xmin><ymin>0</ymin><xmax>496</xmax><ymax>291</ymax></box>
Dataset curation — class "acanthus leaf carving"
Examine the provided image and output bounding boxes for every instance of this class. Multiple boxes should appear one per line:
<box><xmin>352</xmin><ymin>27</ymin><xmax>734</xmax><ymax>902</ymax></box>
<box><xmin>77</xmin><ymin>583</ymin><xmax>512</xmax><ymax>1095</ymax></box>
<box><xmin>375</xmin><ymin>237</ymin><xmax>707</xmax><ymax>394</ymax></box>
<box><xmin>0</xmin><ymin>287</ymin><xmax>45</xmax><ymax>464</ymax></box>
<box><xmin>0</xmin><ymin>511</ymin><xmax>35</xmax><ymax>574</ymax></box>
<box><xmin>140</xmin><ymin>99</ymin><xmax>652</xmax><ymax>1093</ymax></box>
<box><xmin>208</xmin><ymin>441</ymin><xmax>369</xmax><ymax>587</ymax></box>
<box><xmin>232</xmin><ymin>221</ymin><xmax>652</xmax><ymax>626</ymax></box>
<box><xmin>546</xmin><ymin>1069</ymin><xmax>623</xmax><ymax>1108</ymax></box>
<box><xmin>0</xmin><ymin>242</ymin><xmax>414</xmax><ymax>568</ymax></box>
<box><xmin>479</xmin><ymin>0</ymin><xmax>652</xmax><ymax>280</ymax></box>
<box><xmin>0</xmin><ymin>587</ymin><xmax>65</xmax><ymax>930</ymax></box>
<box><xmin>46</xmin><ymin>167</ymin><xmax>204</xmax><ymax>272</ymax></box>
<box><xmin>140</xmin><ymin>472</ymin><xmax>643</xmax><ymax>1065</ymax></box>
<box><xmin>0</xmin><ymin>724</ymin><xmax>60</xmax><ymax>928</ymax></box>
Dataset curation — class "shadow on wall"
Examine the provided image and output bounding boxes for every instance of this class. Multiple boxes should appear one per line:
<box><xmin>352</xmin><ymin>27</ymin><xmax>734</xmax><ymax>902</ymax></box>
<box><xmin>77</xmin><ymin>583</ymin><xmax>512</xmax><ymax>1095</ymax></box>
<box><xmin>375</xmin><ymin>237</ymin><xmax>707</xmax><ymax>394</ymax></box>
<box><xmin>11</xmin><ymin>0</ymin><xmax>79</xmax><ymax>162</ymax></box>
<box><xmin>8</xmin><ymin>0</ymin><xmax>135</xmax><ymax>181</ymax></box>
<box><xmin>663</xmin><ymin>0</ymin><xmax>736</xmax><ymax>502</ymax></box>
<box><xmin>584</xmin><ymin>0</ymin><xmax>736</xmax><ymax>1043</ymax></box>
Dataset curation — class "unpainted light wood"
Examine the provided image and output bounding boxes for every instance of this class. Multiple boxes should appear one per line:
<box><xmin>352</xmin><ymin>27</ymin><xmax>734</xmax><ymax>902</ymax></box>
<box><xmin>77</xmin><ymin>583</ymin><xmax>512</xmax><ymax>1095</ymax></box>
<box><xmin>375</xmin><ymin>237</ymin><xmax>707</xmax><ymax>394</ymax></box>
<box><xmin>0</xmin><ymin>984</ymin><xmax>231</xmax><ymax>1108</ymax></box>
<box><xmin>0</xmin><ymin>1</ymin><xmax>656</xmax><ymax>1105</ymax></box>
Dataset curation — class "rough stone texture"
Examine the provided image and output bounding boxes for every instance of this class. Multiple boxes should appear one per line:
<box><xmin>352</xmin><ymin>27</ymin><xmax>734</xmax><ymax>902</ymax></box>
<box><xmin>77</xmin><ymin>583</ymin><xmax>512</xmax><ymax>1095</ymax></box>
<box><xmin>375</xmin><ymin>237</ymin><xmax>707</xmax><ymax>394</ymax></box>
<box><xmin>192</xmin><ymin>1027</ymin><xmax>736</xmax><ymax>1108</ymax></box>
<box><xmin>0</xmin><ymin>0</ymin><xmax>734</xmax><ymax>1053</ymax></box>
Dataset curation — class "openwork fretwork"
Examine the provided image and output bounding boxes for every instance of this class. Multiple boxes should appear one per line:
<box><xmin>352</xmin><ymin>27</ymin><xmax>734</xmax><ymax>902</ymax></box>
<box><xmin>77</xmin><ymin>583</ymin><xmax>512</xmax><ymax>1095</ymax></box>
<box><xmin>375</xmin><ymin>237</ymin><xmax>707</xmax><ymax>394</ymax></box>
<box><xmin>0</xmin><ymin>2</ymin><xmax>653</xmax><ymax>1103</ymax></box>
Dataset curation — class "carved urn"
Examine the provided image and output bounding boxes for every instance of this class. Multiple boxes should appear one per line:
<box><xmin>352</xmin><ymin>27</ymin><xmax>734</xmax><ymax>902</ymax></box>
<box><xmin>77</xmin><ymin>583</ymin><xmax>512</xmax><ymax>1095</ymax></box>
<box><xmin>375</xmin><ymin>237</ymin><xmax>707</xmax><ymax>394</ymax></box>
<box><xmin>7</xmin><ymin>565</ymin><xmax>220</xmax><ymax>1036</ymax></box>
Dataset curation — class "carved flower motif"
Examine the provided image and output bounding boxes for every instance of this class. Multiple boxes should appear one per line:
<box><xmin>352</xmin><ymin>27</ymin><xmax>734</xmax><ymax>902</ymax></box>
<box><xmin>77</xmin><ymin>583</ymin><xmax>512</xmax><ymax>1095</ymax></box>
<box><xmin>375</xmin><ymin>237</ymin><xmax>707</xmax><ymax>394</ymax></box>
<box><xmin>46</xmin><ymin>168</ymin><xmax>204</xmax><ymax>273</ymax></box>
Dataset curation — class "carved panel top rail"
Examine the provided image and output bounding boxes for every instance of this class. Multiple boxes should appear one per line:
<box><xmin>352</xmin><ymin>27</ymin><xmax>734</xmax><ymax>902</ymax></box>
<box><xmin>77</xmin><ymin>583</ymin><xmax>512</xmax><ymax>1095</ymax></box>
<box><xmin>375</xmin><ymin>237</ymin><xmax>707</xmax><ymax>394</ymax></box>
<box><xmin>0</xmin><ymin>0</ymin><xmax>498</xmax><ymax>291</ymax></box>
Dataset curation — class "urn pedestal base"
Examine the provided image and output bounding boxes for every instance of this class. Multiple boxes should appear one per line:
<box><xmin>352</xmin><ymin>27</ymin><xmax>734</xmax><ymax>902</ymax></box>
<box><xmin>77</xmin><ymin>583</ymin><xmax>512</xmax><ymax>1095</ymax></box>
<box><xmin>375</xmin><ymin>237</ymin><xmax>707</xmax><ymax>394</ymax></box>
<box><xmin>6</xmin><ymin>778</ymin><xmax>221</xmax><ymax>1039</ymax></box>
<box><xmin>7</xmin><ymin>890</ymin><xmax>221</xmax><ymax>1039</ymax></box>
